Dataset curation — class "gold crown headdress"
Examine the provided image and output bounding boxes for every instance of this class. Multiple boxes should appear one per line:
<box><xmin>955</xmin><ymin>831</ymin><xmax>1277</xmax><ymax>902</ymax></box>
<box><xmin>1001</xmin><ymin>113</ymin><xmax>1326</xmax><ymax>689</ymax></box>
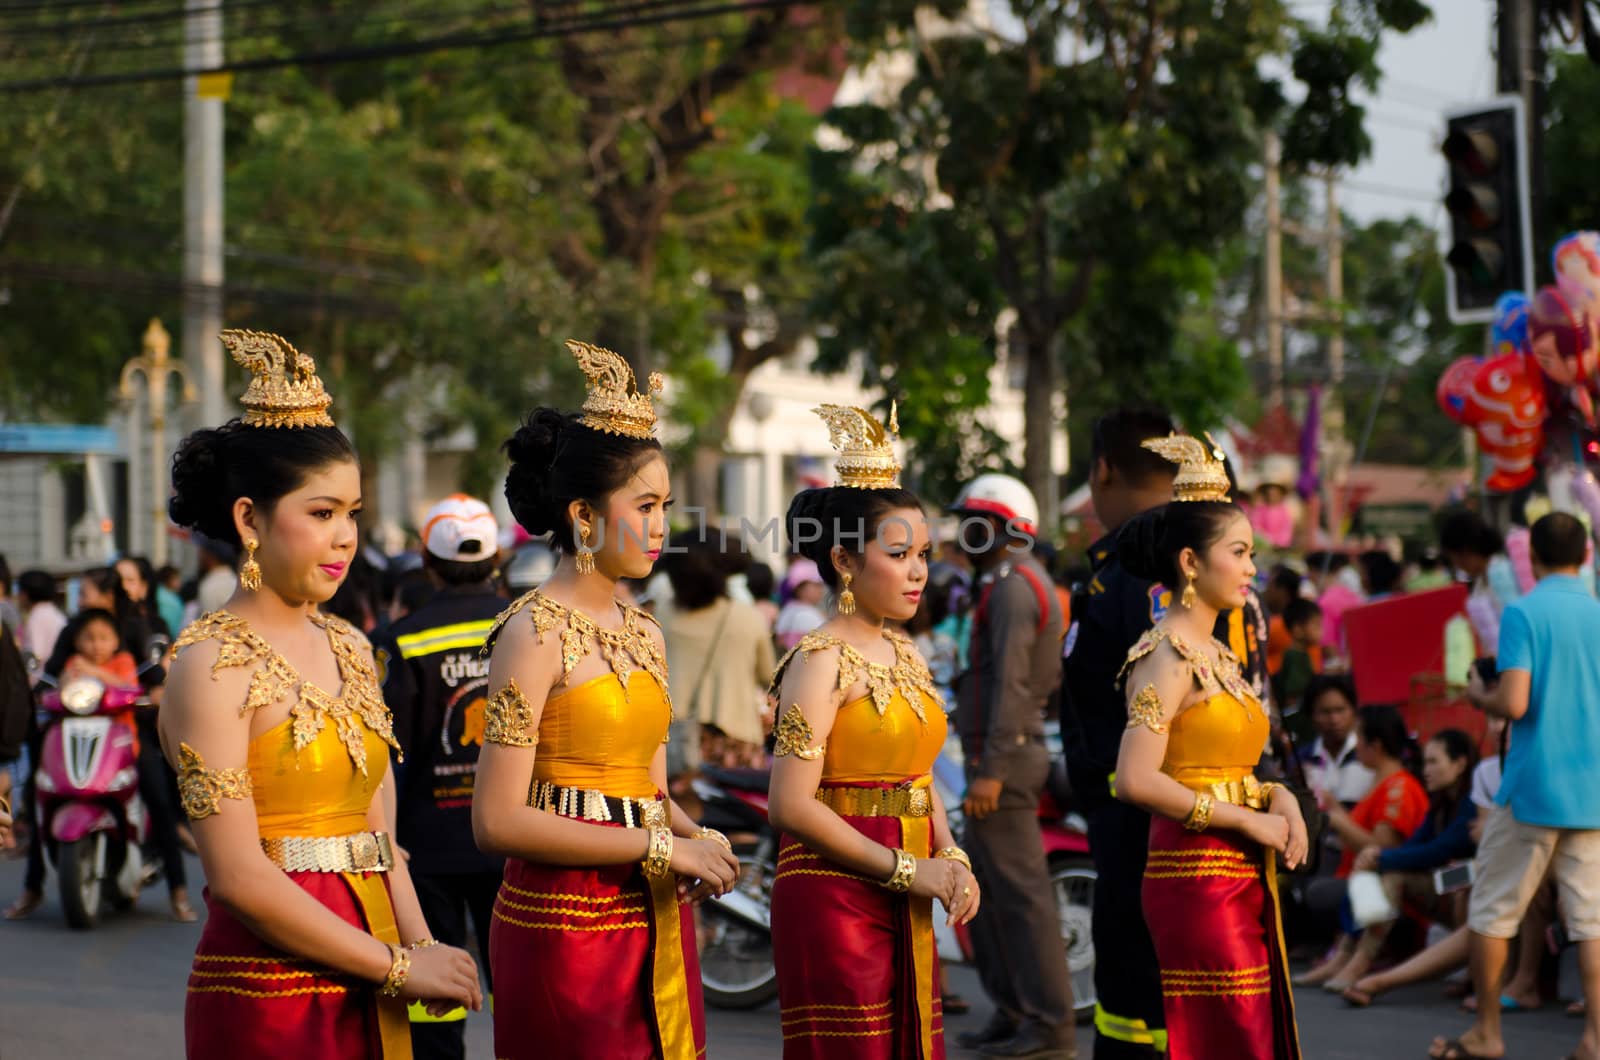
<box><xmin>220</xmin><ymin>329</ymin><xmax>335</xmax><ymax>429</ymax></box>
<box><xmin>1142</xmin><ymin>432</ymin><xmax>1232</xmax><ymax>503</ymax></box>
<box><xmin>567</xmin><ymin>339</ymin><xmax>663</xmax><ymax>439</ymax></box>
<box><xmin>814</xmin><ymin>403</ymin><xmax>902</xmax><ymax>489</ymax></box>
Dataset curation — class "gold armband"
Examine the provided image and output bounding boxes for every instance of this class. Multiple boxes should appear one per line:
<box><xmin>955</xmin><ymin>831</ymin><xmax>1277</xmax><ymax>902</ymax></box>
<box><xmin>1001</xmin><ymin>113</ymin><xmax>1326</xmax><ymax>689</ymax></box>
<box><xmin>1183</xmin><ymin>792</ymin><xmax>1214</xmax><ymax>832</ymax></box>
<box><xmin>642</xmin><ymin>826</ymin><xmax>674</xmax><ymax>880</ymax></box>
<box><xmin>883</xmin><ymin>848</ymin><xmax>916</xmax><ymax>893</ymax></box>
<box><xmin>773</xmin><ymin>705</ymin><xmax>825</xmax><ymax>760</ymax></box>
<box><xmin>378</xmin><ymin>943</ymin><xmax>410</xmax><ymax>998</ymax></box>
<box><xmin>1258</xmin><ymin>782</ymin><xmax>1284</xmax><ymax>807</ymax></box>
<box><xmin>176</xmin><ymin>743</ymin><xmax>253</xmax><ymax>821</ymax></box>
<box><xmin>934</xmin><ymin>847</ymin><xmax>972</xmax><ymax>872</ymax></box>
<box><xmin>1126</xmin><ymin>683</ymin><xmax>1169</xmax><ymax>735</ymax></box>
<box><xmin>483</xmin><ymin>678</ymin><xmax>539</xmax><ymax>747</ymax></box>
<box><xmin>693</xmin><ymin>827</ymin><xmax>733</xmax><ymax>852</ymax></box>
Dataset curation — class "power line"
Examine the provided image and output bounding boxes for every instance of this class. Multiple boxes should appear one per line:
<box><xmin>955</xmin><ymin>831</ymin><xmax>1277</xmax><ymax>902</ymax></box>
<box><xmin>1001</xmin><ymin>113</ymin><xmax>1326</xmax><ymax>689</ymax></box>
<box><xmin>0</xmin><ymin>0</ymin><xmax>801</xmax><ymax>92</ymax></box>
<box><xmin>1342</xmin><ymin>178</ymin><xmax>1438</xmax><ymax>203</ymax></box>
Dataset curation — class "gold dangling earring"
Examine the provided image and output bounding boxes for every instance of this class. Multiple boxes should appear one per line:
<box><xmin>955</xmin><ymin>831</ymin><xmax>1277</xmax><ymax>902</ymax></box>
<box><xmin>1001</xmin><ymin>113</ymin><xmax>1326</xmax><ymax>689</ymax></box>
<box><xmin>1180</xmin><ymin>572</ymin><xmax>1197</xmax><ymax>610</ymax></box>
<box><xmin>240</xmin><ymin>538</ymin><xmax>262</xmax><ymax>593</ymax></box>
<box><xmin>837</xmin><ymin>572</ymin><xmax>856</xmax><ymax>616</ymax></box>
<box><xmin>574</xmin><ymin>524</ymin><xmax>596</xmax><ymax>576</ymax></box>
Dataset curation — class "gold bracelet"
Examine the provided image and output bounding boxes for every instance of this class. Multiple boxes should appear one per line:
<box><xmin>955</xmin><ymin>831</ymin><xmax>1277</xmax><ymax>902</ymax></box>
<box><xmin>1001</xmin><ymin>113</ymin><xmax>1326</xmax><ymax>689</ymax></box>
<box><xmin>933</xmin><ymin>846</ymin><xmax>972</xmax><ymax>872</ymax></box>
<box><xmin>378</xmin><ymin>943</ymin><xmax>411</xmax><ymax>998</ymax></box>
<box><xmin>642</xmin><ymin>826</ymin><xmax>674</xmax><ymax>880</ymax></box>
<box><xmin>406</xmin><ymin>938</ymin><xmax>439</xmax><ymax>950</ymax></box>
<box><xmin>882</xmin><ymin>848</ymin><xmax>916</xmax><ymax>893</ymax></box>
<box><xmin>693</xmin><ymin>827</ymin><xmax>733</xmax><ymax>852</ymax></box>
<box><xmin>1184</xmin><ymin>792</ymin><xmax>1214</xmax><ymax>832</ymax></box>
<box><xmin>1259</xmin><ymin>782</ymin><xmax>1284</xmax><ymax>808</ymax></box>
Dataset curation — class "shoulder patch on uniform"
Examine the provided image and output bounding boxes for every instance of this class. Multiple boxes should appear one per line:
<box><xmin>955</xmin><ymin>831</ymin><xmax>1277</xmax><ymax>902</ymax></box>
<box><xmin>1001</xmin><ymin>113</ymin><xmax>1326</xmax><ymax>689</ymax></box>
<box><xmin>1149</xmin><ymin>584</ymin><xmax>1171</xmax><ymax>623</ymax></box>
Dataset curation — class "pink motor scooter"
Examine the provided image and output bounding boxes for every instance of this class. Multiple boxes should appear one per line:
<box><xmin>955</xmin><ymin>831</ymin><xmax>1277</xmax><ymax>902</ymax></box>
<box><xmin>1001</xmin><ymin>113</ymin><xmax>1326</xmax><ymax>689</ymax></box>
<box><xmin>34</xmin><ymin>676</ymin><xmax>150</xmax><ymax>929</ymax></box>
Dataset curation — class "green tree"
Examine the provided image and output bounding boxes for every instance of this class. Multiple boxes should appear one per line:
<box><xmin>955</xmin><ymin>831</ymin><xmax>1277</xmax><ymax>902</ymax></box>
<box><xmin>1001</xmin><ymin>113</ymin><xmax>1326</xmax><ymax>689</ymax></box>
<box><xmin>809</xmin><ymin>0</ymin><xmax>1431</xmax><ymax>523</ymax></box>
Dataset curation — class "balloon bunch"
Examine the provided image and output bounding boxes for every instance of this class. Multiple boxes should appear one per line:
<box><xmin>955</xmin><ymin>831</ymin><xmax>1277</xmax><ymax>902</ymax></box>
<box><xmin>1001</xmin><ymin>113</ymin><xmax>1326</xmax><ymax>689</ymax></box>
<box><xmin>1435</xmin><ymin>230</ymin><xmax>1600</xmax><ymax>494</ymax></box>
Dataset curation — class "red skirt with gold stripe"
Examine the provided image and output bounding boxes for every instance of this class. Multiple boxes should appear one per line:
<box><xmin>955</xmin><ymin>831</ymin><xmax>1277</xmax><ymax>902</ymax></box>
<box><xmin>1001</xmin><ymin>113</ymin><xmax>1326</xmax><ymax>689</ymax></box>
<box><xmin>1142</xmin><ymin>818</ymin><xmax>1301</xmax><ymax>1060</ymax></box>
<box><xmin>489</xmin><ymin>854</ymin><xmax>706</xmax><ymax>1060</ymax></box>
<box><xmin>771</xmin><ymin>811</ymin><xmax>943</xmax><ymax>1060</ymax></box>
<box><xmin>185</xmin><ymin>870</ymin><xmax>410</xmax><ymax>1059</ymax></box>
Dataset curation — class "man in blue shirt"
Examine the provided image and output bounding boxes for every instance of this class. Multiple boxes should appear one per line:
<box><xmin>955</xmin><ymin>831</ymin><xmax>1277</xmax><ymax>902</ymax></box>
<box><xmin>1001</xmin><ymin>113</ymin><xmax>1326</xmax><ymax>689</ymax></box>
<box><xmin>1430</xmin><ymin>512</ymin><xmax>1600</xmax><ymax>1060</ymax></box>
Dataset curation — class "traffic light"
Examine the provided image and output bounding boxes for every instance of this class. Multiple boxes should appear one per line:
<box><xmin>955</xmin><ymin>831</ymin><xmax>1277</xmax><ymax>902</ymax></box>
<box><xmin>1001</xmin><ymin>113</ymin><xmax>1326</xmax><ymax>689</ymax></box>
<box><xmin>1442</xmin><ymin>96</ymin><xmax>1533</xmax><ymax>324</ymax></box>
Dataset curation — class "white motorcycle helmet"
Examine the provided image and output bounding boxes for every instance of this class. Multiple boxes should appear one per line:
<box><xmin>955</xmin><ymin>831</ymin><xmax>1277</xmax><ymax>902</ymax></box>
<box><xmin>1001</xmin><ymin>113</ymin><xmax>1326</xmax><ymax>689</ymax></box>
<box><xmin>949</xmin><ymin>473</ymin><xmax>1040</xmax><ymax>538</ymax></box>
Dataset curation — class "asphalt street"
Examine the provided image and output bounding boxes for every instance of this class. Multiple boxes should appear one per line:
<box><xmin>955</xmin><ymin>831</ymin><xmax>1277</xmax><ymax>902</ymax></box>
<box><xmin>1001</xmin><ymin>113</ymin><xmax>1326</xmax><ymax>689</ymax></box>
<box><xmin>0</xmin><ymin>851</ymin><xmax>1584</xmax><ymax>1059</ymax></box>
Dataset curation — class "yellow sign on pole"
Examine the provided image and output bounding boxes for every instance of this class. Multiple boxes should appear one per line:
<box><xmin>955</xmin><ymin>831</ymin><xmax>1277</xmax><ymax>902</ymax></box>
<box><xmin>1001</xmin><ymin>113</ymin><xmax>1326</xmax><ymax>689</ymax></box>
<box><xmin>195</xmin><ymin>71</ymin><xmax>233</xmax><ymax>100</ymax></box>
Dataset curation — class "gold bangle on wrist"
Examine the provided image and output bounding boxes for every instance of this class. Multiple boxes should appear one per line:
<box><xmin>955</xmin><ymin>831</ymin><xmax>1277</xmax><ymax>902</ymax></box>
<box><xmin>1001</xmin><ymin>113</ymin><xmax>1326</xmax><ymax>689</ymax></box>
<box><xmin>933</xmin><ymin>846</ymin><xmax>972</xmax><ymax>872</ymax></box>
<box><xmin>406</xmin><ymin>938</ymin><xmax>439</xmax><ymax>950</ymax></box>
<box><xmin>693</xmin><ymin>827</ymin><xmax>733</xmax><ymax>852</ymax></box>
<box><xmin>642</xmin><ymin>826</ymin><xmax>674</xmax><ymax>880</ymax></box>
<box><xmin>1184</xmin><ymin>792</ymin><xmax>1214</xmax><ymax>832</ymax></box>
<box><xmin>1259</xmin><ymin>782</ymin><xmax>1283</xmax><ymax>808</ymax></box>
<box><xmin>883</xmin><ymin>848</ymin><xmax>916</xmax><ymax>893</ymax></box>
<box><xmin>378</xmin><ymin>943</ymin><xmax>411</xmax><ymax>998</ymax></box>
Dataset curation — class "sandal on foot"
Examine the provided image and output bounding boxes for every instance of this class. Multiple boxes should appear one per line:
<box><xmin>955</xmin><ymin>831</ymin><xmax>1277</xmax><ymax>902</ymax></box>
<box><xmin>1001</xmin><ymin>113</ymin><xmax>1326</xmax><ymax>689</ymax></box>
<box><xmin>1427</xmin><ymin>1039</ymin><xmax>1500</xmax><ymax>1060</ymax></box>
<box><xmin>171</xmin><ymin>897</ymin><xmax>198</xmax><ymax>923</ymax></box>
<box><xmin>940</xmin><ymin>992</ymin><xmax>971</xmax><ymax>1015</ymax></box>
<box><xmin>3</xmin><ymin>892</ymin><xmax>42</xmax><ymax>920</ymax></box>
<box><xmin>1342</xmin><ymin>986</ymin><xmax>1375</xmax><ymax>1007</ymax></box>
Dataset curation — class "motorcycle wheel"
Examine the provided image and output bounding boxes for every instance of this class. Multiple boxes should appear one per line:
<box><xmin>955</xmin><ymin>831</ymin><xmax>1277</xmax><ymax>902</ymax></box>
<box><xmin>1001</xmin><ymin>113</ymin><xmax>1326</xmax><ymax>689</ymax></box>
<box><xmin>1050</xmin><ymin>853</ymin><xmax>1097</xmax><ymax>1024</ymax></box>
<box><xmin>700</xmin><ymin>855</ymin><xmax>778</xmax><ymax>1011</ymax></box>
<box><xmin>60</xmin><ymin>833</ymin><xmax>108</xmax><ymax>930</ymax></box>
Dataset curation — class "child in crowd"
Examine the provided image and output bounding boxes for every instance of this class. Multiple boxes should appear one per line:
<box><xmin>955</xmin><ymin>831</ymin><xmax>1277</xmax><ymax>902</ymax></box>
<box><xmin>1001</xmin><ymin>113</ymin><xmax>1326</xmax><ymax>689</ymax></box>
<box><xmin>1275</xmin><ymin>598</ymin><xmax>1325</xmax><ymax>744</ymax></box>
<box><xmin>62</xmin><ymin>609</ymin><xmax>138</xmax><ymax>688</ymax></box>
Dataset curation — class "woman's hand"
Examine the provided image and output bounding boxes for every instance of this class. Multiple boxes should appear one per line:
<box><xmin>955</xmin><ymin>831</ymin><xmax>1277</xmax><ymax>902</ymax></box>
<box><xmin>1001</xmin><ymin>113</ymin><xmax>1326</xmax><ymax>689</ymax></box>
<box><xmin>1269</xmin><ymin>787</ymin><xmax>1309</xmax><ymax>870</ymax></box>
<box><xmin>669</xmin><ymin>837</ymin><xmax>739</xmax><ymax>903</ymax></box>
<box><xmin>0</xmin><ymin>771</ymin><xmax>13</xmax><ymax>851</ymax></box>
<box><xmin>1243</xmin><ymin>810</ymin><xmax>1289</xmax><ymax>856</ymax></box>
<box><xmin>940</xmin><ymin>862</ymin><xmax>981</xmax><ymax>927</ymax></box>
<box><xmin>400</xmin><ymin>944</ymin><xmax>483</xmax><ymax>1011</ymax></box>
<box><xmin>1351</xmin><ymin>845</ymin><xmax>1381</xmax><ymax>874</ymax></box>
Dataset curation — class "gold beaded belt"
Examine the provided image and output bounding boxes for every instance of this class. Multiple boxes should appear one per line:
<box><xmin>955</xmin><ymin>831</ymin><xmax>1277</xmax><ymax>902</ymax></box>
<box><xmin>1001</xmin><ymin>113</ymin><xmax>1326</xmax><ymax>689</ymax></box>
<box><xmin>261</xmin><ymin>831</ymin><xmax>395</xmax><ymax>874</ymax></box>
<box><xmin>528</xmin><ymin>779</ymin><xmax>668</xmax><ymax>829</ymax></box>
<box><xmin>1201</xmin><ymin>775</ymin><xmax>1272</xmax><ymax>811</ymax></box>
<box><xmin>815</xmin><ymin>782</ymin><xmax>932</xmax><ymax>818</ymax></box>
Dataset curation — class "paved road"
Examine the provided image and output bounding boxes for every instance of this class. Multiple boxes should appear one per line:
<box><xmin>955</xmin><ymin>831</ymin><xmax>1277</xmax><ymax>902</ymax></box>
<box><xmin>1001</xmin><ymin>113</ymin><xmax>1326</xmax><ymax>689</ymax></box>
<box><xmin>0</xmin><ymin>851</ymin><xmax>1584</xmax><ymax>1059</ymax></box>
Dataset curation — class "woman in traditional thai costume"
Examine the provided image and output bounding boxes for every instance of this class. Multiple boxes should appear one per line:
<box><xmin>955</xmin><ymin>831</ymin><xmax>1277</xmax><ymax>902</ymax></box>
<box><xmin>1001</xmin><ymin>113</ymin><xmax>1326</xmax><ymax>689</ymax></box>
<box><xmin>160</xmin><ymin>330</ymin><xmax>482</xmax><ymax>1060</ymax></box>
<box><xmin>471</xmin><ymin>341</ymin><xmax>739</xmax><ymax>1060</ymax></box>
<box><xmin>1112</xmin><ymin>434</ymin><xmax>1309</xmax><ymax>1060</ymax></box>
<box><xmin>766</xmin><ymin>405</ymin><xmax>980</xmax><ymax>1060</ymax></box>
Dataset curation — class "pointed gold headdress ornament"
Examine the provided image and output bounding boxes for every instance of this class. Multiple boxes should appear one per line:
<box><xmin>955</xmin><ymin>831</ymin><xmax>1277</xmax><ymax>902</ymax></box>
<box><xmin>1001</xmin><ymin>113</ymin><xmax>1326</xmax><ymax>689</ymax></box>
<box><xmin>1141</xmin><ymin>432</ymin><xmax>1232</xmax><ymax>503</ymax></box>
<box><xmin>813</xmin><ymin>403</ymin><xmax>902</xmax><ymax>489</ymax></box>
<box><xmin>567</xmin><ymin>339</ymin><xmax>663</xmax><ymax>439</ymax></box>
<box><xmin>220</xmin><ymin>329</ymin><xmax>335</xmax><ymax>429</ymax></box>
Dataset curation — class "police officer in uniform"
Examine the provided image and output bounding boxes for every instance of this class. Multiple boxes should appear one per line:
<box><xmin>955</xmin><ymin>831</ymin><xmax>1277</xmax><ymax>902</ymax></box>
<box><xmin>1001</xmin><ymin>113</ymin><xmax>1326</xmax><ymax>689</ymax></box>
<box><xmin>952</xmin><ymin>474</ymin><xmax>1076</xmax><ymax>1059</ymax></box>
<box><xmin>372</xmin><ymin>495</ymin><xmax>506</xmax><ymax>1060</ymax></box>
<box><xmin>1062</xmin><ymin>408</ymin><xmax>1179</xmax><ymax>1058</ymax></box>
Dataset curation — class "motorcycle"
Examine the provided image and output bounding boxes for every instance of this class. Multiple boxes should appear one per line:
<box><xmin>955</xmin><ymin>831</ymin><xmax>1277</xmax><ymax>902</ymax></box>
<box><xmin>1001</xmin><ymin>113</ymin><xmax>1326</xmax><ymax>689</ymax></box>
<box><xmin>692</xmin><ymin>759</ymin><xmax>1098</xmax><ymax>1020</ymax></box>
<box><xmin>33</xmin><ymin>676</ymin><xmax>150</xmax><ymax>929</ymax></box>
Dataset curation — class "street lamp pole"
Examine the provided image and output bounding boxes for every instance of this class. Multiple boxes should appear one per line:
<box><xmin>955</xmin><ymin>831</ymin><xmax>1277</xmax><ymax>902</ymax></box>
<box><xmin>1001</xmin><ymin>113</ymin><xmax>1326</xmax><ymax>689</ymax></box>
<box><xmin>119</xmin><ymin>319</ymin><xmax>196</xmax><ymax>567</ymax></box>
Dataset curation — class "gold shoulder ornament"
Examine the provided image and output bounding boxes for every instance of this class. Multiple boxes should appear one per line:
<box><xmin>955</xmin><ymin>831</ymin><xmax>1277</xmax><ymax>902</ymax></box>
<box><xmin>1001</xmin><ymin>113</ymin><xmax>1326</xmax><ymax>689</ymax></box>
<box><xmin>176</xmin><ymin>743</ymin><xmax>253</xmax><ymax>821</ymax></box>
<box><xmin>773</xmin><ymin>705</ymin><xmax>825</xmax><ymax>760</ymax></box>
<box><xmin>1126</xmin><ymin>683</ymin><xmax>1170</xmax><ymax>735</ymax></box>
<box><xmin>483</xmin><ymin>678</ymin><xmax>540</xmax><ymax>748</ymax></box>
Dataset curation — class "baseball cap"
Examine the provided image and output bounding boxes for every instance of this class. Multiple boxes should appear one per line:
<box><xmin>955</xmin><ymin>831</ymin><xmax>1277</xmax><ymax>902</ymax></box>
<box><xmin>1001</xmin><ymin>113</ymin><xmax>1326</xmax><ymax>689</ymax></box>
<box><xmin>422</xmin><ymin>494</ymin><xmax>499</xmax><ymax>562</ymax></box>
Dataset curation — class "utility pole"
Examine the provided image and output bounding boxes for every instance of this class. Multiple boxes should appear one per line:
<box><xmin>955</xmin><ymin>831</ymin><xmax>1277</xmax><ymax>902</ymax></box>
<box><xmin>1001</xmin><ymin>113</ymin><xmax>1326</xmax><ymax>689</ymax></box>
<box><xmin>182</xmin><ymin>0</ymin><xmax>226</xmax><ymax>428</ymax></box>
<box><xmin>1322</xmin><ymin>171</ymin><xmax>1352</xmax><ymax>543</ymax></box>
<box><xmin>1264</xmin><ymin>131</ymin><xmax>1285</xmax><ymax>407</ymax></box>
<box><xmin>1499</xmin><ymin>0</ymin><xmax>1545</xmax><ymax>268</ymax></box>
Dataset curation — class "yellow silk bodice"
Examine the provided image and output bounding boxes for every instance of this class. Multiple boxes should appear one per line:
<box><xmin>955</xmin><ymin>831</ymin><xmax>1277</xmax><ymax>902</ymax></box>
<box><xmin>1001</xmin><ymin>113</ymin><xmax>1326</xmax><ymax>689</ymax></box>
<box><xmin>532</xmin><ymin>671</ymin><xmax>670</xmax><ymax>800</ymax></box>
<box><xmin>1160</xmin><ymin>691</ymin><xmax>1268</xmax><ymax>791</ymax></box>
<box><xmin>249</xmin><ymin>717</ymin><xmax>389</xmax><ymax>839</ymax></box>
<box><xmin>172</xmin><ymin>609</ymin><xmax>401</xmax><ymax>839</ymax></box>
<box><xmin>822</xmin><ymin>690</ymin><xmax>947</xmax><ymax>783</ymax></box>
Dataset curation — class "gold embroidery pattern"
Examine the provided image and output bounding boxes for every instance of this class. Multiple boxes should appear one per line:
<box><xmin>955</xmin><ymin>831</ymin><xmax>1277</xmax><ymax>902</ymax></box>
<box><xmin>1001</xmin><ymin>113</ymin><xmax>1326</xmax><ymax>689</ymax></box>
<box><xmin>1126</xmin><ymin>683</ymin><xmax>1169</xmax><ymax>735</ymax></box>
<box><xmin>173</xmin><ymin>609</ymin><xmax>401</xmax><ymax>775</ymax></box>
<box><xmin>1119</xmin><ymin>627</ymin><xmax>1260</xmax><ymax>715</ymax></box>
<box><xmin>770</xmin><ymin>629</ymin><xmax>942</xmax><ymax>722</ymax></box>
<box><xmin>176</xmin><ymin>742</ymin><xmax>252</xmax><ymax>820</ymax></box>
<box><xmin>782</xmin><ymin>998</ymin><xmax>895</xmax><ymax>1041</ymax></box>
<box><xmin>1160</xmin><ymin>964</ymin><xmax>1272</xmax><ymax>998</ymax></box>
<box><xmin>773</xmin><ymin>705</ymin><xmax>825</xmax><ymax>760</ymax></box>
<box><xmin>483</xmin><ymin>678</ymin><xmax>539</xmax><ymax>747</ymax></box>
<box><xmin>483</xmin><ymin>590</ymin><xmax>671</xmax><ymax>711</ymax></box>
<box><xmin>1145</xmin><ymin>847</ymin><xmax>1256</xmax><ymax>880</ymax></box>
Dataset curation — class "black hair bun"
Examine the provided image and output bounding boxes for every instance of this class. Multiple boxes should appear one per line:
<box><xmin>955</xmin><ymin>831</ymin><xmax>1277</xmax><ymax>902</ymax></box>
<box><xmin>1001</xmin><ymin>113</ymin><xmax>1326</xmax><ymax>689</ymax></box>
<box><xmin>1115</xmin><ymin>506</ymin><xmax>1168</xmax><ymax>584</ymax></box>
<box><xmin>784</xmin><ymin>487</ymin><xmax>834</xmax><ymax>571</ymax></box>
<box><xmin>504</xmin><ymin>408</ymin><xmax>573</xmax><ymax>537</ymax></box>
<box><xmin>168</xmin><ymin>424</ymin><xmax>242</xmax><ymax>545</ymax></box>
